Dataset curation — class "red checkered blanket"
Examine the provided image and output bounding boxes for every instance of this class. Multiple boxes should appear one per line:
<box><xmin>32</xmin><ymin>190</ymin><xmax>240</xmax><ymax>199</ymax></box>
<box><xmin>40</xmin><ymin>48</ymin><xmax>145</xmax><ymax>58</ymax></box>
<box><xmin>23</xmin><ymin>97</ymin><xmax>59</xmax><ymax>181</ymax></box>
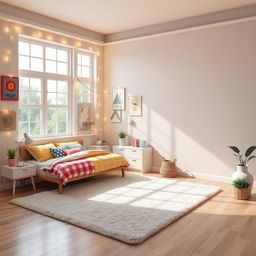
<box><xmin>46</xmin><ymin>159</ymin><xmax>95</xmax><ymax>185</ymax></box>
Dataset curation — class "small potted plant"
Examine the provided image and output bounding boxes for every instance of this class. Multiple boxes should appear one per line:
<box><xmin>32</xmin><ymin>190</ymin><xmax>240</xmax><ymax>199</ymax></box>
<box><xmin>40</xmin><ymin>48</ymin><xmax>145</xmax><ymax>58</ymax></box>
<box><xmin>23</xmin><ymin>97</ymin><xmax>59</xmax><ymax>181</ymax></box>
<box><xmin>117</xmin><ymin>130</ymin><xmax>127</xmax><ymax>146</ymax></box>
<box><xmin>228</xmin><ymin>146</ymin><xmax>256</xmax><ymax>196</ymax></box>
<box><xmin>232</xmin><ymin>178</ymin><xmax>250</xmax><ymax>200</ymax></box>
<box><xmin>7</xmin><ymin>149</ymin><xmax>16</xmax><ymax>167</ymax></box>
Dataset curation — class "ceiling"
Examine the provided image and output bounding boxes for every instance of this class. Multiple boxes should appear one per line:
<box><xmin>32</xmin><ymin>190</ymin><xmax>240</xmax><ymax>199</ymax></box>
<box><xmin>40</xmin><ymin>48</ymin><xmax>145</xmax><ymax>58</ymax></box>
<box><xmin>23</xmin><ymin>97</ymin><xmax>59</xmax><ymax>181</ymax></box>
<box><xmin>1</xmin><ymin>0</ymin><xmax>256</xmax><ymax>34</ymax></box>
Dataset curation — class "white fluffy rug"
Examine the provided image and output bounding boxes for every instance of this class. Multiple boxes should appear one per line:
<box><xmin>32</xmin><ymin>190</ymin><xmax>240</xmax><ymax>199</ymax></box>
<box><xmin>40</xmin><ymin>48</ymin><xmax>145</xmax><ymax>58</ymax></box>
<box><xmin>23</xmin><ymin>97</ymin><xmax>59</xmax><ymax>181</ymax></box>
<box><xmin>10</xmin><ymin>172</ymin><xmax>221</xmax><ymax>244</ymax></box>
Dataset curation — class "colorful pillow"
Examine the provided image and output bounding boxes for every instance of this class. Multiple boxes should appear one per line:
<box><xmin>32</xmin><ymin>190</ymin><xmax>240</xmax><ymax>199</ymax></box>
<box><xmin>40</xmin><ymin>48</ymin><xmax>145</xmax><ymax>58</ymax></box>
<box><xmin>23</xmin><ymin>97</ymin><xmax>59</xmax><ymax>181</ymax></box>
<box><xmin>63</xmin><ymin>148</ymin><xmax>82</xmax><ymax>156</ymax></box>
<box><xmin>50</xmin><ymin>146</ymin><xmax>67</xmax><ymax>158</ymax></box>
<box><xmin>54</xmin><ymin>141</ymin><xmax>83</xmax><ymax>147</ymax></box>
<box><xmin>66</xmin><ymin>144</ymin><xmax>85</xmax><ymax>150</ymax></box>
<box><xmin>25</xmin><ymin>143</ymin><xmax>56</xmax><ymax>162</ymax></box>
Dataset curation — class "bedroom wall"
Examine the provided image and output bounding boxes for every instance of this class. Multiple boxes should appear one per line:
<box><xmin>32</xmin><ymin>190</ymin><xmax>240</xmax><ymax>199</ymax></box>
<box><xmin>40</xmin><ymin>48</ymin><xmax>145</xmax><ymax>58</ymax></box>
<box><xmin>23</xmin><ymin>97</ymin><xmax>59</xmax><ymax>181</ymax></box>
<box><xmin>103</xmin><ymin>19</ymin><xmax>256</xmax><ymax>181</ymax></box>
<box><xmin>0</xmin><ymin>18</ymin><xmax>104</xmax><ymax>186</ymax></box>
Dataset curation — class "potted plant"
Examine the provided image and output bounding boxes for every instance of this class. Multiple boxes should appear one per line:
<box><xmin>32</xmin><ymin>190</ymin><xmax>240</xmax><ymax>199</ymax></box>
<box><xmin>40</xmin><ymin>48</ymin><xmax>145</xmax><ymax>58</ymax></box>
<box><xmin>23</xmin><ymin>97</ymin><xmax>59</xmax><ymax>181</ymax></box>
<box><xmin>117</xmin><ymin>131</ymin><xmax>127</xmax><ymax>146</ymax></box>
<box><xmin>232</xmin><ymin>178</ymin><xmax>250</xmax><ymax>200</ymax></box>
<box><xmin>7</xmin><ymin>149</ymin><xmax>16</xmax><ymax>167</ymax></box>
<box><xmin>229</xmin><ymin>146</ymin><xmax>256</xmax><ymax>196</ymax></box>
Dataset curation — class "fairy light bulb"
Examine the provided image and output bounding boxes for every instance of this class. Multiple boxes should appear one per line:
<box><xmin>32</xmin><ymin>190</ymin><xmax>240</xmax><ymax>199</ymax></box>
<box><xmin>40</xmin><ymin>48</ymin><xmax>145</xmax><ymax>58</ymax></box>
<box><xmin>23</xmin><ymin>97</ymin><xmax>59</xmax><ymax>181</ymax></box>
<box><xmin>4</xmin><ymin>26</ymin><xmax>9</xmax><ymax>34</ymax></box>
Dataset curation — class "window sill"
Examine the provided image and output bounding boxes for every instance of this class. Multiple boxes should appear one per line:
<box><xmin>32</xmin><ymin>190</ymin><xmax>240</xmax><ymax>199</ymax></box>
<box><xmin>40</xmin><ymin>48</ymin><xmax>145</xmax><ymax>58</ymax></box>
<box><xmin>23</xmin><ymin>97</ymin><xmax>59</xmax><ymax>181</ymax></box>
<box><xmin>16</xmin><ymin>134</ymin><xmax>97</xmax><ymax>143</ymax></box>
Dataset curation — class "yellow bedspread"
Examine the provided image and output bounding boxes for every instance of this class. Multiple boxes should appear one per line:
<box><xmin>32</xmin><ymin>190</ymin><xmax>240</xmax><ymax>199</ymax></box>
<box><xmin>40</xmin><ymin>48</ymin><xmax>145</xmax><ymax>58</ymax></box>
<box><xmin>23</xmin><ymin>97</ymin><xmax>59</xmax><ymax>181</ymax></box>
<box><xmin>85</xmin><ymin>152</ymin><xmax>128</xmax><ymax>173</ymax></box>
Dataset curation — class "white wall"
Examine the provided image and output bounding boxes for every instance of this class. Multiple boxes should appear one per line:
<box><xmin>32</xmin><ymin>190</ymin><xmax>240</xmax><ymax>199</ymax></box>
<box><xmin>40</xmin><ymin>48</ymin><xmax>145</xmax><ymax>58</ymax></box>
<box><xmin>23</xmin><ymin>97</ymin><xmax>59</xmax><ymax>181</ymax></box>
<box><xmin>0</xmin><ymin>19</ymin><xmax>104</xmax><ymax>171</ymax></box>
<box><xmin>104</xmin><ymin>19</ymin><xmax>256</xmax><ymax>180</ymax></box>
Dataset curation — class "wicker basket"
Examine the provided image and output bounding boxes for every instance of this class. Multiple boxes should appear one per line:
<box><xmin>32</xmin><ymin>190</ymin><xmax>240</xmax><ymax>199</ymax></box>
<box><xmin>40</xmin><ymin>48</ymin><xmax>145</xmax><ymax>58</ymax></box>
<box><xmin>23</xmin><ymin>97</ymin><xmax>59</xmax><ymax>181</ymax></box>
<box><xmin>234</xmin><ymin>187</ymin><xmax>249</xmax><ymax>200</ymax></box>
<box><xmin>160</xmin><ymin>157</ymin><xmax>177</xmax><ymax>178</ymax></box>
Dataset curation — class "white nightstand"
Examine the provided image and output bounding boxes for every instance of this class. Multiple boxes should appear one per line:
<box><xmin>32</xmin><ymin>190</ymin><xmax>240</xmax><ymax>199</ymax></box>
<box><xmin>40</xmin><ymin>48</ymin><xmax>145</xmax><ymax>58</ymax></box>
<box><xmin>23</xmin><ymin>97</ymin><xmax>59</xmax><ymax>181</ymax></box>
<box><xmin>87</xmin><ymin>145</ymin><xmax>112</xmax><ymax>151</ymax></box>
<box><xmin>113</xmin><ymin>146</ymin><xmax>152</xmax><ymax>173</ymax></box>
<box><xmin>1</xmin><ymin>164</ymin><xmax>36</xmax><ymax>196</ymax></box>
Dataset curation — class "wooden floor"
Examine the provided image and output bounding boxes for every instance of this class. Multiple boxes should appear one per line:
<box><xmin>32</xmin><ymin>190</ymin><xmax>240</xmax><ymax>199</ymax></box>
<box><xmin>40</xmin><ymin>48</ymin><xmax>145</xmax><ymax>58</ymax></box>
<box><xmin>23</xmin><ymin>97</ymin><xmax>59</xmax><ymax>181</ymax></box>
<box><xmin>0</xmin><ymin>172</ymin><xmax>256</xmax><ymax>256</ymax></box>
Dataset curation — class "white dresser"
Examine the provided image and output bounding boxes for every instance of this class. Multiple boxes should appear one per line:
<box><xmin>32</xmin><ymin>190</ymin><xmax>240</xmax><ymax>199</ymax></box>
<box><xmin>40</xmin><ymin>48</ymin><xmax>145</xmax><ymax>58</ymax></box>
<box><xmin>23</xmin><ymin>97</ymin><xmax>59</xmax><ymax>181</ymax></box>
<box><xmin>113</xmin><ymin>146</ymin><xmax>152</xmax><ymax>173</ymax></box>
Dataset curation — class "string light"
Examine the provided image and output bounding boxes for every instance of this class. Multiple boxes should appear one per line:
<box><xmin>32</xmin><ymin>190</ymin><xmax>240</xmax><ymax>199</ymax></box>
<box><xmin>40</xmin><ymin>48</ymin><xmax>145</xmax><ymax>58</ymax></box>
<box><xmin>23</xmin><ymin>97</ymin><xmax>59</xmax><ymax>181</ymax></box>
<box><xmin>77</xmin><ymin>78</ymin><xmax>111</xmax><ymax>95</ymax></box>
<box><xmin>4</xmin><ymin>26</ymin><xmax>9</xmax><ymax>33</ymax></box>
<box><xmin>96</xmin><ymin>51</ymin><xmax>100</xmax><ymax>56</ymax></box>
<box><xmin>75</xmin><ymin>41</ymin><xmax>82</xmax><ymax>47</ymax></box>
<box><xmin>14</xmin><ymin>25</ymin><xmax>21</xmax><ymax>33</ymax></box>
<box><xmin>3</xmin><ymin>56</ymin><xmax>9</xmax><ymax>62</ymax></box>
<box><xmin>46</xmin><ymin>34</ymin><xmax>53</xmax><ymax>41</ymax></box>
<box><xmin>61</xmin><ymin>39</ymin><xmax>67</xmax><ymax>44</ymax></box>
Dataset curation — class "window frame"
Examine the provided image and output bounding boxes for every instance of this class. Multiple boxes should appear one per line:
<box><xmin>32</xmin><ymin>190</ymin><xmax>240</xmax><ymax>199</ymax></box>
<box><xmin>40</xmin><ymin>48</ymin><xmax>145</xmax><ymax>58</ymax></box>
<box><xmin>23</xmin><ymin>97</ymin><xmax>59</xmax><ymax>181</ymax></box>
<box><xmin>18</xmin><ymin>36</ymin><xmax>73</xmax><ymax>139</ymax></box>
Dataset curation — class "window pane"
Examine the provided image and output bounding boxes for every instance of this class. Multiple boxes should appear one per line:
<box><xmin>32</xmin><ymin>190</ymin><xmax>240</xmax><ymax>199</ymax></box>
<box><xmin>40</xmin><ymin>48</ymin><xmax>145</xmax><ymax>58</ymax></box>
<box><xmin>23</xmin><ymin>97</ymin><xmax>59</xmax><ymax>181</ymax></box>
<box><xmin>19</xmin><ymin>122</ymin><xmax>28</xmax><ymax>135</ymax></box>
<box><xmin>77</xmin><ymin>54</ymin><xmax>82</xmax><ymax>65</ymax></box>
<box><xmin>45</xmin><ymin>60</ymin><xmax>57</xmax><ymax>73</ymax></box>
<box><xmin>45</xmin><ymin>47</ymin><xmax>56</xmax><ymax>60</ymax></box>
<box><xmin>48</xmin><ymin>108</ymin><xmax>56</xmax><ymax>121</ymax></box>
<box><xmin>31</xmin><ymin>57</ymin><xmax>43</xmax><ymax>72</ymax></box>
<box><xmin>82</xmin><ymin>66</ymin><xmax>90</xmax><ymax>78</ymax></box>
<box><xmin>57</xmin><ymin>93</ymin><xmax>67</xmax><ymax>105</ymax></box>
<box><xmin>30</xmin><ymin>44</ymin><xmax>43</xmax><ymax>58</ymax></box>
<box><xmin>19</xmin><ymin>42</ymin><xmax>29</xmax><ymax>55</ymax></box>
<box><xmin>58</xmin><ymin>108</ymin><xmax>67</xmax><ymax>121</ymax></box>
<box><xmin>57</xmin><ymin>50</ymin><xmax>67</xmax><ymax>62</ymax></box>
<box><xmin>47</xmin><ymin>80</ymin><xmax>57</xmax><ymax>92</ymax></box>
<box><xmin>58</xmin><ymin>121</ymin><xmax>66</xmax><ymax>133</ymax></box>
<box><xmin>47</xmin><ymin>121</ymin><xmax>56</xmax><ymax>134</ymax></box>
<box><xmin>19</xmin><ymin>55</ymin><xmax>29</xmax><ymax>70</ymax></box>
<box><xmin>48</xmin><ymin>93</ymin><xmax>57</xmax><ymax>105</ymax></box>
<box><xmin>30</xmin><ymin>108</ymin><xmax>41</xmax><ymax>121</ymax></box>
<box><xmin>19</xmin><ymin>108</ymin><xmax>28</xmax><ymax>122</ymax></box>
<box><xmin>20</xmin><ymin>91</ymin><xmax>29</xmax><ymax>104</ymax></box>
<box><xmin>20</xmin><ymin>77</ymin><xmax>29</xmax><ymax>90</ymax></box>
<box><xmin>58</xmin><ymin>81</ymin><xmax>67</xmax><ymax>92</ymax></box>
<box><xmin>57</xmin><ymin>62</ymin><xmax>68</xmax><ymax>75</ymax></box>
<box><xmin>30</xmin><ymin>78</ymin><xmax>41</xmax><ymax>91</ymax></box>
<box><xmin>30</xmin><ymin>122</ymin><xmax>41</xmax><ymax>136</ymax></box>
<box><xmin>82</xmin><ymin>55</ymin><xmax>90</xmax><ymax>66</ymax></box>
<box><xmin>77</xmin><ymin>66</ymin><xmax>82</xmax><ymax>77</ymax></box>
<box><xmin>29</xmin><ymin>92</ymin><xmax>41</xmax><ymax>104</ymax></box>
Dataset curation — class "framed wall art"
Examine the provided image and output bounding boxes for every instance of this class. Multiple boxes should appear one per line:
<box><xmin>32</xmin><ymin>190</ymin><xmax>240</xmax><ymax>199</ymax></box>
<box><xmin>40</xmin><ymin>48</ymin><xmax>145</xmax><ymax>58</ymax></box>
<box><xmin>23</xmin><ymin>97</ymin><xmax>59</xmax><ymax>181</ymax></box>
<box><xmin>1</xmin><ymin>76</ymin><xmax>19</xmax><ymax>101</ymax></box>
<box><xmin>128</xmin><ymin>96</ymin><xmax>142</xmax><ymax>116</ymax></box>
<box><xmin>110</xmin><ymin>110</ymin><xmax>122</xmax><ymax>123</ymax></box>
<box><xmin>0</xmin><ymin>111</ymin><xmax>16</xmax><ymax>131</ymax></box>
<box><xmin>112</xmin><ymin>88</ymin><xmax>125</xmax><ymax>110</ymax></box>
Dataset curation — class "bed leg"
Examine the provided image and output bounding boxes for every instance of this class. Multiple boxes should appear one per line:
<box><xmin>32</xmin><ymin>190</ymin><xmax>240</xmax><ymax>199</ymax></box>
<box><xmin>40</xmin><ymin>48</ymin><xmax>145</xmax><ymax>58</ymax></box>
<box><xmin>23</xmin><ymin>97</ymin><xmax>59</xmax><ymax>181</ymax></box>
<box><xmin>121</xmin><ymin>168</ymin><xmax>125</xmax><ymax>177</ymax></box>
<box><xmin>58</xmin><ymin>183</ymin><xmax>63</xmax><ymax>194</ymax></box>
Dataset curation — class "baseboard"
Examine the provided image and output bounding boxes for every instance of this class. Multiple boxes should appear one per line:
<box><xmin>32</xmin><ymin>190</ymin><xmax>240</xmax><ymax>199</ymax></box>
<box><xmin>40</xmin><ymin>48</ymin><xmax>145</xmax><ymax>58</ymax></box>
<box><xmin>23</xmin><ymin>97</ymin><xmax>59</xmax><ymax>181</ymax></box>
<box><xmin>151</xmin><ymin>166</ymin><xmax>256</xmax><ymax>187</ymax></box>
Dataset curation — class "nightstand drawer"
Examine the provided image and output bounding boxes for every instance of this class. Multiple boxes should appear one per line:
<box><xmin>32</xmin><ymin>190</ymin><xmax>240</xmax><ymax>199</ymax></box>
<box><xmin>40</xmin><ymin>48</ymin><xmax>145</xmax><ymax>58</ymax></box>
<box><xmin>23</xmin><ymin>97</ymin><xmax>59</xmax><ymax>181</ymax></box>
<box><xmin>127</xmin><ymin>158</ymin><xmax>143</xmax><ymax>169</ymax></box>
<box><xmin>122</xmin><ymin>148</ymin><xmax>143</xmax><ymax>159</ymax></box>
<box><xmin>12</xmin><ymin>167</ymin><xmax>36</xmax><ymax>179</ymax></box>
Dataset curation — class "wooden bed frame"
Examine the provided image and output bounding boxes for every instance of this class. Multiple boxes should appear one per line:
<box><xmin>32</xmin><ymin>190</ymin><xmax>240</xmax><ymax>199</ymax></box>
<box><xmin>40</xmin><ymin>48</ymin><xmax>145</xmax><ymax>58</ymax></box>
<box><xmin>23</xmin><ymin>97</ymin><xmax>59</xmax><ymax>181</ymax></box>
<box><xmin>37</xmin><ymin>168</ymin><xmax>125</xmax><ymax>194</ymax></box>
<box><xmin>19</xmin><ymin>140</ymin><xmax>126</xmax><ymax>194</ymax></box>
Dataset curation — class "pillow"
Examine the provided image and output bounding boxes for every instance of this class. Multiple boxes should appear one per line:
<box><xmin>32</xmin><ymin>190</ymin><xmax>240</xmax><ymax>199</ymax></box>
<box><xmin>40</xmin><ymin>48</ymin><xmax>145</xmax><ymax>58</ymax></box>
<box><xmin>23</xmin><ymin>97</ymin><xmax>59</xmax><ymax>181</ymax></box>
<box><xmin>66</xmin><ymin>144</ymin><xmax>85</xmax><ymax>150</ymax></box>
<box><xmin>25</xmin><ymin>143</ymin><xmax>56</xmax><ymax>162</ymax></box>
<box><xmin>50</xmin><ymin>146</ymin><xmax>67</xmax><ymax>158</ymax></box>
<box><xmin>63</xmin><ymin>148</ymin><xmax>82</xmax><ymax>156</ymax></box>
<box><xmin>54</xmin><ymin>141</ymin><xmax>82</xmax><ymax>147</ymax></box>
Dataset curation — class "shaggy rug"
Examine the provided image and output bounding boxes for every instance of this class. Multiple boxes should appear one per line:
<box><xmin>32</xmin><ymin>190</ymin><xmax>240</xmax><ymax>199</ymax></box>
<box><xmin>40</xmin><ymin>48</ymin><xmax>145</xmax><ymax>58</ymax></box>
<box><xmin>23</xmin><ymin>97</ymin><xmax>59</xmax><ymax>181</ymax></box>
<box><xmin>10</xmin><ymin>172</ymin><xmax>221</xmax><ymax>244</ymax></box>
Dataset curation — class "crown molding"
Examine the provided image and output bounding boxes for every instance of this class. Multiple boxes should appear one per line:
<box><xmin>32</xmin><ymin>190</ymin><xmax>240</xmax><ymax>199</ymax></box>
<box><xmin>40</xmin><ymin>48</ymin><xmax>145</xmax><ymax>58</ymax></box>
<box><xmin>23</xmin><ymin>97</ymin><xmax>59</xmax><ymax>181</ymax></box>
<box><xmin>105</xmin><ymin>4</ymin><xmax>256</xmax><ymax>43</ymax></box>
<box><xmin>0</xmin><ymin>2</ymin><xmax>104</xmax><ymax>44</ymax></box>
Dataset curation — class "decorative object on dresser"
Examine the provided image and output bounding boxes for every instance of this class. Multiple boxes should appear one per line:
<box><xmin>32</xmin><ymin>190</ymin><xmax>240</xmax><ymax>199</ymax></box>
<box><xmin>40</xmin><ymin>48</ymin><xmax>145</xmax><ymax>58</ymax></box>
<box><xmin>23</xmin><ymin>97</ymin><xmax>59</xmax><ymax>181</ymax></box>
<box><xmin>160</xmin><ymin>157</ymin><xmax>178</xmax><ymax>178</ymax></box>
<box><xmin>113</xmin><ymin>146</ymin><xmax>152</xmax><ymax>173</ymax></box>
<box><xmin>117</xmin><ymin>130</ymin><xmax>127</xmax><ymax>146</ymax></box>
<box><xmin>0</xmin><ymin>110</ymin><xmax>16</xmax><ymax>131</ymax></box>
<box><xmin>132</xmin><ymin>138</ymin><xmax>140</xmax><ymax>147</ymax></box>
<box><xmin>232</xmin><ymin>178</ymin><xmax>250</xmax><ymax>200</ymax></box>
<box><xmin>1</xmin><ymin>163</ymin><xmax>36</xmax><ymax>196</ymax></box>
<box><xmin>128</xmin><ymin>96</ymin><xmax>142</xmax><ymax>116</ymax></box>
<box><xmin>228</xmin><ymin>146</ymin><xmax>256</xmax><ymax>197</ymax></box>
<box><xmin>7</xmin><ymin>149</ymin><xmax>16</xmax><ymax>167</ymax></box>
<box><xmin>96</xmin><ymin>138</ymin><xmax>102</xmax><ymax>145</ymax></box>
<box><xmin>1</xmin><ymin>76</ymin><xmax>19</xmax><ymax>101</ymax></box>
<box><xmin>139</xmin><ymin>139</ymin><xmax>147</xmax><ymax>148</ymax></box>
<box><xmin>87</xmin><ymin>144</ymin><xmax>112</xmax><ymax>151</ymax></box>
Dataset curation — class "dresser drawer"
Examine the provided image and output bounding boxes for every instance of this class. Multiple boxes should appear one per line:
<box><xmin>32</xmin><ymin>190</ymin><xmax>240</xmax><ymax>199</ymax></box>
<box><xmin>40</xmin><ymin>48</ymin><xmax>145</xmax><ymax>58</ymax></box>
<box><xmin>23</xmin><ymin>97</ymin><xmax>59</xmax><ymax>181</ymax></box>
<box><xmin>121</xmin><ymin>148</ymin><xmax>143</xmax><ymax>159</ymax></box>
<box><xmin>127</xmin><ymin>158</ymin><xmax>143</xmax><ymax>170</ymax></box>
<box><xmin>12</xmin><ymin>167</ymin><xmax>36</xmax><ymax>179</ymax></box>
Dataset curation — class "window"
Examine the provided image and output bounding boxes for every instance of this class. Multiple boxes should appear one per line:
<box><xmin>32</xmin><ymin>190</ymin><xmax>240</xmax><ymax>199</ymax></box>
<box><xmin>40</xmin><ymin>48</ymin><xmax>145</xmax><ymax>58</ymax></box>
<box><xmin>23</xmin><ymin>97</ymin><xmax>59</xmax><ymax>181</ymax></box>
<box><xmin>18</xmin><ymin>37</ymin><xmax>72</xmax><ymax>138</ymax></box>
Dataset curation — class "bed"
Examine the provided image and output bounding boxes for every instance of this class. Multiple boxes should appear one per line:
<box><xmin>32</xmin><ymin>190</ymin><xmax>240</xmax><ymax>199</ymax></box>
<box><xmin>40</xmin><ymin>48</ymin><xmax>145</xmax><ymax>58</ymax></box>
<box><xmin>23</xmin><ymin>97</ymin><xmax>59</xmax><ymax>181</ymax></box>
<box><xmin>20</xmin><ymin>141</ymin><xmax>128</xmax><ymax>194</ymax></box>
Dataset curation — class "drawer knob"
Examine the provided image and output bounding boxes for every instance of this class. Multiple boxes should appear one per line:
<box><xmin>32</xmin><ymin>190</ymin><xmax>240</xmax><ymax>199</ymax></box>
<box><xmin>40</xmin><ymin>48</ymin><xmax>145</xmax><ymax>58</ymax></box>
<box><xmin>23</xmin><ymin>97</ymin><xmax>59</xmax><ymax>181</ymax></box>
<box><xmin>132</xmin><ymin>159</ymin><xmax>136</xmax><ymax>162</ymax></box>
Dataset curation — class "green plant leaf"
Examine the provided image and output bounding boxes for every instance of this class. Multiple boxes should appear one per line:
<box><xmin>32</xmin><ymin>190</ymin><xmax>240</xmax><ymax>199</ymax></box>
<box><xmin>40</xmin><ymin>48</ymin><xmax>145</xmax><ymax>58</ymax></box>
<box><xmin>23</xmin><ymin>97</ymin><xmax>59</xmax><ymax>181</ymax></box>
<box><xmin>245</xmin><ymin>146</ymin><xmax>256</xmax><ymax>157</ymax></box>
<box><xmin>229</xmin><ymin>146</ymin><xmax>240</xmax><ymax>154</ymax></box>
<box><xmin>247</xmin><ymin>155</ymin><xmax>256</xmax><ymax>162</ymax></box>
<box><xmin>232</xmin><ymin>178</ymin><xmax>250</xmax><ymax>189</ymax></box>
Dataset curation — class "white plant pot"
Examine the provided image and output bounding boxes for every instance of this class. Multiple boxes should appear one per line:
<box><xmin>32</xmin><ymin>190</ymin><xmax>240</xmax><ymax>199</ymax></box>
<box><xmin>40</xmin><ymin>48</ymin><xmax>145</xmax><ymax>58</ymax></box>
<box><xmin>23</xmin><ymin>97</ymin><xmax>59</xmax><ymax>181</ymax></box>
<box><xmin>119</xmin><ymin>138</ymin><xmax>126</xmax><ymax>146</ymax></box>
<box><xmin>96</xmin><ymin>140</ymin><xmax>102</xmax><ymax>145</ymax></box>
<box><xmin>232</xmin><ymin>165</ymin><xmax>254</xmax><ymax>196</ymax></box>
